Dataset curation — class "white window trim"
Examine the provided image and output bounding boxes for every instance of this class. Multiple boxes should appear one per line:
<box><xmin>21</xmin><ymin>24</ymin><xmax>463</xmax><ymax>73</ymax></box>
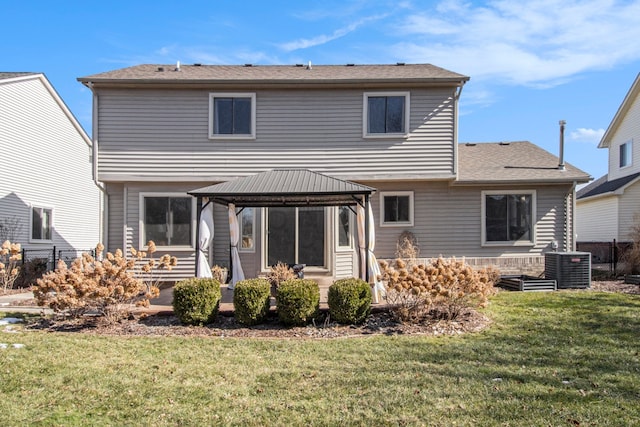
<box><xmin>619</xmin><ymin>140</ymin><xmax>633</xmax><ymax>169</ymax></box>
<box><xmin>238</xmin><ymin>207</ymin><xmax>256</xmax><ymax>253</ymax></box>
<box><xmin>380</xmin><ymin>191</ymin><xmax>414</xmax><ymax>227</ymax></box>
<box><xmin>139</xmin><ymin>192</ymin><xmax>197</xmax><ymax>250</ymax></box>
<box><xmin>336</xmin><ymin>206</ymin><xmax>354</xmax><ymax>252</ymax></box>
<box><xmin>208</xmin><ymin>92</ymin><xmax>256</xmax><ymax>140</ymax></box>
<box><xmin>29</xmin><ymin>204</ymin><xmax>54</xmax><ymax>244</ymax></box>
<box><xmin>481</xmin><ymin>190</ymin><xmax>536</xmax><ymax>247</ymax></box>
<box><xmin>362</xmin><ymin>91</ymin><xmax>410</xmax><ymax>139</ymax></box>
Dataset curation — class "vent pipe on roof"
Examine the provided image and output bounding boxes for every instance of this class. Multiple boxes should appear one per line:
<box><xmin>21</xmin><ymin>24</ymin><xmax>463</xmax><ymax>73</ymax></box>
<box><xmin>558</xmin><ymin>120</ymin><xmax>566</xmax><ymax>171</ymax></box>
<box><xmin>307</xmin><ymin>61</ymin><xmax>312</xmax><ymax>70</ymax></box>
<box><xmin>175</xmin><ymin>61</ymin><xmax>181</xmax><ymax>72</ymax></box>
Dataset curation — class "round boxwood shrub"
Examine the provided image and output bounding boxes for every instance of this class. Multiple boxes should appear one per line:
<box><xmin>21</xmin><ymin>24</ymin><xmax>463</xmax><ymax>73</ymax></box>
<box><xmin>276</xmin><ymin>279</ymin><xmax>320</xmax><ymax>326</ymax></box>
<box><xmin>172</xmin><ymin>278</ymin><xmax>221</xmax><ymax>325</ymax></box>
<box><xmin>328</xmin><ymin>278</ymin><xmax>372</xmax><ymax>324</ymax></box>
<box><xmin>233</xmin><ymin>278</ymin><xmax>271</xmax><ymax>325</ymax></box>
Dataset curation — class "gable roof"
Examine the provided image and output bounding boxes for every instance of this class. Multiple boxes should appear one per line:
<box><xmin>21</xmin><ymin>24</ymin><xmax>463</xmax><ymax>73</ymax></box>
<box><xmin>0</xmin><ymin>72</ymin><xmax>38</xmax><ymax>81</ymax></box>
<box><xmin>599</xmin><ymin>72</ymin><xmax>640</xmax><ymax>149</ymax></box>
<box><xmin>78</xmin><ymin>63</ymin><xmax>469</xmax><ymax>89</ymax></box>
<box><xmin>456</xmin><ymin>141</ymin><xmax>591</xmax><ymax>184</ymax></box>
<box><xmin>188</xmin><ymin>169</ymin><xmax>375</xmax><ymax>207</ymax></box>
<box><xmin>576</xmin><ymin>171</ymin><xmax>640</xmax><ymax>199</ymax></box>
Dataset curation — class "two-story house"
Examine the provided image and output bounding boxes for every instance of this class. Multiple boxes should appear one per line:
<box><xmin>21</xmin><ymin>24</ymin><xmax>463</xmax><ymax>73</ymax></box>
<box><xmin>577</xmin><ymin>73</ymin><xmax>640</xmax><ymax>245</ymax></box>
<box><xmin>0</xmin><ymin>72</ymin><xmax>102</xmax><ymax>269</ymax></box>
<box><xmin>78</xmin><ymin>63</ymin><xmax>589</xmax><ymax>284</ymax></box>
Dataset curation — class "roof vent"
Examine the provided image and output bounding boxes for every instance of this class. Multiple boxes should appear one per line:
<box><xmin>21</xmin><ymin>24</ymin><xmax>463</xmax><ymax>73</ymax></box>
<box><xmin>295</xmin><ymin>64</ymin><xmax>304</xmax><ymax>67</ymax></box>
<box><xmin>193</xmin><ymin>63</ymin><xmax>202</xmax><ymax>67</ymax></box>
<box><xmin>175</xmin><ymin>61</ymin><xmax>181</xmax><ymax>72</ymax></box>
<box><xmin>307</xmin><ymin>61</ymin><xmax>312</xmax><ymax>70</ymax></box>
<box><xmin>346</xmin><ymin>63</ymin><xmax>355</xmax><ymax>66</ymax></box>
<box><xmin>465</xmin><ymin>143</ymin><xmax>476</xmax><ymax>146</ymax></box>
<box><xmin>244</xmin><ymin>63</ymin><xmax>253</xmax><ymax>67</ymax></box>
<box><xmin>396</xmin><ymin>62</ymin><xmax>406</xmax><ymax>66</ymax></box>
<box><xmin>157</xmin><ymin>67</ymin><xmax>165</xmax><ymax>72</ymax></box>
<box><xmin>499</xmin><ymin>142</ymin><xmax>510</xmax><ymax>146</ymax></box>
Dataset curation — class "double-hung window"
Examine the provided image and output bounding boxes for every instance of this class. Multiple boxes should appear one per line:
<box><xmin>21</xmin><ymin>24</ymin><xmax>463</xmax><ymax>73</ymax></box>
<box><xmin>363</xmin><ymin>92</ymin><xmax>409</xmax><ymax>137</ymax></box>
<box><xmin>380</xmin><ymin>191</ymin><xmax>414</xmax><ymax>227</ymax></box>
<box><xmin>620</xmin><ymin>140</ymin><xmax>632</xmax><ymax>168</ymax></box>
<box><xmin>30</xmin><ymin>206</ymin><xmax>53</xmax><ymax>242</ymax></box>
<box><xmin>209</xmin><ymin>93</ymin><xmax>256</xmax><ymax>139</ymax></box>
<box><xmin>140</xmin><ymin>194</ymin><xmax>194</xmax><ymax>248</ymax></box>
<box><xmin>482</xmin><ymin>191</ymin><xmax>535</xmax><ymax>245</ymax></box>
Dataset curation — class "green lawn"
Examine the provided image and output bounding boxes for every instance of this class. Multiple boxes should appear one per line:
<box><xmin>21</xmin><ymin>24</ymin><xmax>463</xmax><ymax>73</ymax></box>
<box><xmin>0</xmin><ymin>290</ymin><xmax>638</xmax><ymax>426</ymax></box>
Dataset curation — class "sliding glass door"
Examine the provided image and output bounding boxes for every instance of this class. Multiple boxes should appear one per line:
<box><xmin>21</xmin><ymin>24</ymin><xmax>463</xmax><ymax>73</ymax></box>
<box><xmin>267</xmin><ymin>207</ymin><xmax>325</xmax><ymax>267</ymax></box>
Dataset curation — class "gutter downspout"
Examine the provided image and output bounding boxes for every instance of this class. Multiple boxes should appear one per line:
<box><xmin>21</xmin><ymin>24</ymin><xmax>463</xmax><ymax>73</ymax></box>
<box><xmin>88</xmin><ymin>82</ymin><xmax>109</xmax><ymax>249</ymax></box>
<box><xmin>453</xmin><ymin>82</ymin><xmax>466</xmax><ymax>179</ymax></box>
<box><xmin>571</xmin><ymin>181</ymin><xmax>577</xmax><ymax>251</ymax></box>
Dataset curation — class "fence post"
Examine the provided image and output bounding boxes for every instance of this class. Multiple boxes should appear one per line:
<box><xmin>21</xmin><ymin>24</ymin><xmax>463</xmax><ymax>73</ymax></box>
<box><xmin>52</xmin><ymin>245</ymin><xmax>56</xmax><ymax>270</ymax></box>
<box><xmin>613</xmin><ymin>239</ymin><xmax>618</xmax><ymax>274</ymax></box>
<box><xmin>21</xmin><ymin>248</ymin><xmax>25</xmax><ymax>266</ymax></box>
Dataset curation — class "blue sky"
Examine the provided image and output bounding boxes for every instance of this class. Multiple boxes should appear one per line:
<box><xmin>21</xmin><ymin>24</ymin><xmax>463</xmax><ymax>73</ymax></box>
<box><xmin>4</xmin><ymin>0</ymin><xmax>640</xmax><ymax>180</ymax></box>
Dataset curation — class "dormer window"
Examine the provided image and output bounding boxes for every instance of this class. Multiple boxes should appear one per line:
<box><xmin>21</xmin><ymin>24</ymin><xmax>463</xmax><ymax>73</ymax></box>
<box><xmin>209</xmin><ymin>93</ymin><xmax>256</xmax><ymax>139</ymax></box>
<box><xmin>620</xmin><ymin>140</ymin><xmax>632</xmax><ymax>168</ymax></box>
<box><xmin>363</xmin><ymin>92</ymin><xmax>410</xmax><ymax>138</ymax></box>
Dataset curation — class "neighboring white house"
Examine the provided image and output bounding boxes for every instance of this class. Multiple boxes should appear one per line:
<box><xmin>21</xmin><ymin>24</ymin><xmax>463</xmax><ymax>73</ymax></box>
<box><xmin>577</xmin><ymin>73</ymin><xmax>640</xmax><ymax>243</ymax></box>
<box><xmin>78</xmin><ymin>63</ymin><xmax>590</xmax><ymax>282</ymax></box>
<box><xmin>0</xmin><ymin>72</ymin><xmax>102</xmax><ymax>266</ymax></box>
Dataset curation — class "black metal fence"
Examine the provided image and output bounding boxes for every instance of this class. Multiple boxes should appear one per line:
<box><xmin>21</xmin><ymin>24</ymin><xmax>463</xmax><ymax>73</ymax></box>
<box><xmin>21</xmin><ymin>247</ymin><xmax>95</xmax><ymax>271</ymax></box>
<box><xmin>576</xmin><ymin>240</ymin><xmax>632</xmax><ymax>272</ymax></box>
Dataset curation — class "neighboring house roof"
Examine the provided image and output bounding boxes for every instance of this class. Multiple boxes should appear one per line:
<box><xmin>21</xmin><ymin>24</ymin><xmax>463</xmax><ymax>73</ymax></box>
<box><xmin>78</xmin><ymin>63</ymin><xmax>469</xmax><ymax>88</ymax></box>
<box><xmin>576</xmin><ymin>171</ymin><xmax>640</xmax><ymax>199</ymax></box>
<box><xmin>599</xmin><ymin>72</ymin><xmax>640</xmax><ymax>149</ymax></box>
<box><xmin>456</xmin><ymin>141</ymin><xmax>591</xmax><ymax>184</ymax></box>
<box><xmin>188</xmin><ymin>169</ymin><xmax>375</xmax><ymax>207</ymax></box>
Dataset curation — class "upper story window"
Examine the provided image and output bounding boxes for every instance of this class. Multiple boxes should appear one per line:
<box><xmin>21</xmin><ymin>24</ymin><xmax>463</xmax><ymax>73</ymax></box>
<box><xmin>140</xmin><ymin>194</ymin><xmax>194</xmax><ymax>248</ymax></box>
<box><xmin>30</xmin><ymin>206</ymin><xmax>53</xmax><ymax>242</ymax></box>
<box><xmin>209</xmin><ymin>93</ymin><xmax>256</xmax><ymax>139</ymax></box>
<box><xmin>380</xmin><ymin>191</ymin><xmax>414</xmax><ymax>227</ymax></box>
<box><xmin>363</xmin><ymin>92</ymin><xmax>410</xmax><ymax>138</ymax></box>
<box><xmin>482</xmin><ymin>191</ymin><xmax>536</xmax><ymax>246</ymax></box>
<box><xmin>620</xmin><ymin>140</ymin><xmax>632</xmax><ymax>168</ymax></box>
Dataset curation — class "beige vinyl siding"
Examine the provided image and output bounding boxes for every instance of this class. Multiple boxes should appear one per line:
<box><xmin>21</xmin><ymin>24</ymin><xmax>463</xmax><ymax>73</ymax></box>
<box><xmin>608</xmin><ymin>91</ymin><xmax>640</xmax><ymax>181</ymax></box>
<box><xmin>96</xmin><ymin>88</ymin><xmax>456</xmax><ymax>181</ymax></box>
<box><xmin>0</xmin><ymin>76</ymin><xmax>100</xmax><ymax>252</ymax></box>
<box><xmin>105</xmin><ymin>183</ymin><xmax>124</xmax><ymax>251</ymax></box>
<box><xmin>576</xmin><ymin>196</ymin><xmax>618</xmax><ymax>242</ymax></box>
<box><xmin>335</xmin><ymin>251</ymin><xmax>356</xmax><ymax>279</ymax></box>
<box><xmin>619</xmin><ymin>181</ymin><xmax>640</xmax><ymax>240</ymax></box>
<box><xmin>362</xmin><ymin>181</ymin><xmax>572</xmax><ymax>259</ymax></box>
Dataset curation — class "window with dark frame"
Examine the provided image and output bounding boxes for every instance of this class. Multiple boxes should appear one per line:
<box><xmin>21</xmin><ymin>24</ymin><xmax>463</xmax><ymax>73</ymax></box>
<box><xmin>620</xmin><ymin>141</ymin><xmax>632</xmax><ymax>168</ymax></box>
<box><xmin>31</xmin><ymin>207</ymin><xmax>52</xmax><ymax>241</ymax></box>
<box><xmin>143</xmin><ymin>196</ymin><xmax>192</xmax><ymax>247</ymax></box>
<box><xmin>213</xmin><ymin>97</ymin><xmax>252</xmax><ymax>135</ymax></box>
<box><xmin>383</xmin><ymin>194</ymin><xmax>410</xmax><ymax>224</ymax></box>
<box><xmin>485</xmin><ymin>194</ymin><xmax>532</xmax><ymax>242</ymax></box>
<box><xmin>367</xmin><ymin>95</ymin><xmax>406</xmax><ymax>134</ymax></box>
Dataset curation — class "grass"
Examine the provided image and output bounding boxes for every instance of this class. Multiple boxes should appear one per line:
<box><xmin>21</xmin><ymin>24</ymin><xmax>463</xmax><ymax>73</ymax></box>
<box><xmin>0</xmin><ymin>290</ymin><xmax>638</xmax><ymax>426</ymax></box>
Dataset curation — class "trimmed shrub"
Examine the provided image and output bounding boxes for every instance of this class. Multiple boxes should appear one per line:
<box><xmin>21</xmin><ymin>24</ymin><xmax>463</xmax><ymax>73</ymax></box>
<box><xmin>233</xmin><ymin>278</ymin><xmax>271</xmax><ymax>326</ymax></box>
<box><xmin>328</xmin><ymin>278</ymin><xmax>372</xmax><ymax>324</ymax></box>
<box><xmin>276</xmin><ymin>279</ymin><xmax>320</xmax><ymax>326</ymax></box>
<box><xmin>173</xmin><ymin>278</ymin><xmax>221</xmax><ymax>326</ymax></box>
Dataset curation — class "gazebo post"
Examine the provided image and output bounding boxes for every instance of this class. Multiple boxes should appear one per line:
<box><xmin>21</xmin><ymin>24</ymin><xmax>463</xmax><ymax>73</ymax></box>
<box><xmin>194</xmin><ymin>197</ymin><xmax>202</xmax><ymax>277</ymax></box>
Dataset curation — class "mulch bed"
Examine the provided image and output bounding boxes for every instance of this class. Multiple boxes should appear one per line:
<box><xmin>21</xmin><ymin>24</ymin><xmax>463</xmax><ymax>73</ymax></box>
<box><xmin>14</xmin><ymin>280</ymin><xmax>640</xmax><ymax>339</ymax></box>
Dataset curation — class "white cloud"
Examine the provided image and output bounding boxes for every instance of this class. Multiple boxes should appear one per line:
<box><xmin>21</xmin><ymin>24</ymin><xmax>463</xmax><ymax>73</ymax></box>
<box><xmin>278</xmin><ymin>14</ymin><xmax>387</xmax><ymax>52</ymax></box>
<box><xmin>393</xmin><ymin>0</ymin><xmax>640</xmax><ymax>87</ymax></box>
<box><xmin>570</xmin><ymin>128</ymin><xmax>605</xmax><ymax>144</ymax></box>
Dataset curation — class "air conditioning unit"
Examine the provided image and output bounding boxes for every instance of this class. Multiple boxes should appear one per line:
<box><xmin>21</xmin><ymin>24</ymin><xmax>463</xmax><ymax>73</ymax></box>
<box><xmin>545</xmin><ymin>252</ymin><xmax>591</xmax><ymax>289</ymax></box>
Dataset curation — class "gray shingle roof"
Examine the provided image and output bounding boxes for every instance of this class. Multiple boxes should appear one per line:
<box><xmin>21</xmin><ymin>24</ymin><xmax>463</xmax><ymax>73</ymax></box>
<box><xmin>78</xmin><ymin>63</ymin><xmax>469</xmax><ymax>86</ymax></box>
<box><xmin>0</xmin><ymin>72</ymin><xmax>38</xmax><ymax>81</ymax></box>
<box><xmin>188</xmin><ymin>169</ymin><xmax>375</xmax><ymax>207</ymax></box>
<box><xmin>457</xmin><ymin>141</ymin><xmax>591</xmax><ymax>184</ymax></box>
<box><xmin>576</xmin><ymin>172</ymin><xmax>640</xmax><ymax>199</ymax></box>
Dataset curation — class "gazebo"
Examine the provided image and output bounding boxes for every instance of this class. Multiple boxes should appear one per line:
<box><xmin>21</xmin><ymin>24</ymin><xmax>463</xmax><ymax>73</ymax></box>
<box><xmin>187</xmin><ymin>169</ymin><xmax>384</xmax><ymax>299</ymax></box>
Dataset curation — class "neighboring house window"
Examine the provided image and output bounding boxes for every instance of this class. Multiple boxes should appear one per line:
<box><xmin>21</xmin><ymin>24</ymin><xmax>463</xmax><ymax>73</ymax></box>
<box><xmin>209</xmin><ymin>93</ymin><xmax>256</xmax><ymax>139</ymax></box>
<box><xmin>238</xmin><ymin>207</ymin><xmax>255</xmax><ymax>252</ymax></box>
<box><xmin>141</xmin><ymin>194</ymin><xmax>194</xmax><ymax>247</ymax></box>
<box><xmin>363</xmin><ymin>92</ymin><xmax>410</xmax><ymax>137</ymax></box>
<box><xmin>620</xmin><ymin>140</ymin><xmax>632</xmax><ymax>168</ymax></box>
<box><xmin>337</xmin><ymin>206</ymin><xmax>353</xmax><ymax>249</ymax></box>
<box><xmin>30</xmin><ymin>206</ymin><xmax>52</xmax><ymax>242</ymax></box>
<box><xmin>482</xmin><ymin>191</ymin><xmax>535</xmax><ymax>245</ymax></box>
<box><xmin>380</xmin><ymin>191</ymin><xmax>414</xmax><ymax>227</ymax></box>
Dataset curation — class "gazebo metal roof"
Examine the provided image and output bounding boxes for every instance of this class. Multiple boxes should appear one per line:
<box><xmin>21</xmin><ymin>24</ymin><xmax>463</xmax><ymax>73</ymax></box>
<box><xmin>188</xmin><ymin>169</ymin><xmax>375</xmax><ymax>207</ymax></box>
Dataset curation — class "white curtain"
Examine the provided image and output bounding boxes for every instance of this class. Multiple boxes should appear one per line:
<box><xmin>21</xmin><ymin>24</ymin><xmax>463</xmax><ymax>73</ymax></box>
<box><xmin>196</xmin><ymin>202</ymin><xmax>214</xmax><ymax>278</ymax></box>
<box><xmin>357</xmin><ymin>203</ymin><xmax>385</xmax><ymax>303</ymax></box>
<box><xmin>228</xmin><ymin>203</ymin><xmax>245</xmax><ymax>289</ymax></box>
